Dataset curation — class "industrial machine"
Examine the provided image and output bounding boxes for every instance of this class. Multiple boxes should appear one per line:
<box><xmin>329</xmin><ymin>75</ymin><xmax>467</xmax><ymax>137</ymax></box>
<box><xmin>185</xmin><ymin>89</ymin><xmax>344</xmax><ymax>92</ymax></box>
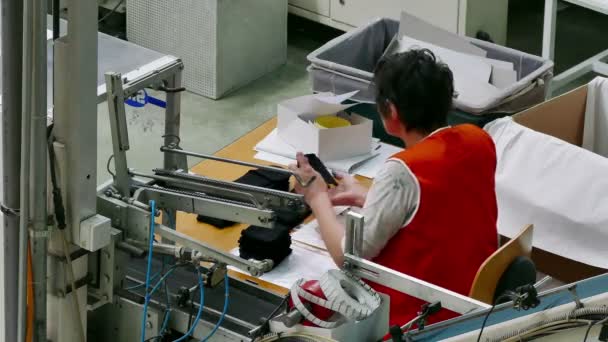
<box><xmin>0</xmin><ymin>0</ymin><xmax>490</xmax><ymax>340</ymax></box>
<box><xmin>2</xmin><ymin>0</ymin><xmax>608</xmax><ymax>342</ymax></box>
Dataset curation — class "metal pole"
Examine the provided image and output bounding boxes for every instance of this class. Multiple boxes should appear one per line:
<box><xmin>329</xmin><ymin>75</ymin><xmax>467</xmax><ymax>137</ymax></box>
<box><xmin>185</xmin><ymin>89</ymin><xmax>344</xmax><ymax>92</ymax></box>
<box><xmin>163</xmin><ymin>69</ymin><xmax>183</xmax><ymax>171</ymax></box>
<box><xmin>542</xmin><ymin>0</ymin><xmax>557</xmax><ymax>60</ymax></box>
<box><xmin>29</xmin><ymin>0</ymin><xmax>49</xmax><ymax>339</ymax></box>
<box><xmin>49</xmin><ymin>0</ymin><xmax>98</xmax><ymax>339</ymax></box>
<box><xmin>162</xmin><ymin>69</ymin><xmax>184</xmax><ymax>232</ymax></box>
<box><xmin>344</xmin><ymin>211</ymin><xmax>364</xmax><ymax>258</ymax></box>
<box><xmin>17</xmin><ymin>0</ymin><xmax>34</xmax><ymax>338</ymax></box>
<box><xmin>1</xmin><ymin>0</ymin><xmax>24</xmax><ymax>341</ymax></box>
<box><xmin>105</xmin><ymin>72</ymin><xmax>131</xmax><ymax>196</ymax></box>
<box><xmin>160</xmin><ymin>147</ymin><xmax>316</xmax><ymax>188</ymax></box>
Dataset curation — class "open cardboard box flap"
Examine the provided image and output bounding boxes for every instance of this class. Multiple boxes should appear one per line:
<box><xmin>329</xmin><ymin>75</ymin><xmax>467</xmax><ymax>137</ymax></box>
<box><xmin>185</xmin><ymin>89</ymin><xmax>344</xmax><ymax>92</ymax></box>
<box><xmin>503</xmin><ymin>85</ymin><xmax>606</xmax><ymax>283</ymax></box>
<box><xmin>514</xmin><ymin>86</ymin><xmax>587</xmax><ymax>146</ymax></box>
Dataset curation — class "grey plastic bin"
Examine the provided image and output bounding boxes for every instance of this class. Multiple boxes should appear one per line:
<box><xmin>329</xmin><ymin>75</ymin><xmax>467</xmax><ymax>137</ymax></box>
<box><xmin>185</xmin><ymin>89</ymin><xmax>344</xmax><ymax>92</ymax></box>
<box><xmin>307</xmin><ymin>18</ymin><xmax>554</xmax><ymax>115</ymax></box>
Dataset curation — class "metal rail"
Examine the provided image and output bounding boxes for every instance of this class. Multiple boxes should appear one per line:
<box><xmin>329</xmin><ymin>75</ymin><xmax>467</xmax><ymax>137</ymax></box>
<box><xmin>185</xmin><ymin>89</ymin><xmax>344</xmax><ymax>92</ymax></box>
<box><xmin>154</xmin><ymin>224</ymin><xmax>273</xmax><ymax>277</ymax></box>
<box><xmin>160</xmin><ymin>147</ymin><xmax>316</xmax><ymax>187</ymax></box>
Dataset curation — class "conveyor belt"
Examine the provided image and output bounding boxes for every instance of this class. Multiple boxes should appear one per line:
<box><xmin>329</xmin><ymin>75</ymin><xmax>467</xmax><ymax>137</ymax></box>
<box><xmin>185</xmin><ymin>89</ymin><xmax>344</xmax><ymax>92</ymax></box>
<box><xmin>121</xmin><ymin>256</ymin><xmax>284</xmax><ymax>336</ymax></box>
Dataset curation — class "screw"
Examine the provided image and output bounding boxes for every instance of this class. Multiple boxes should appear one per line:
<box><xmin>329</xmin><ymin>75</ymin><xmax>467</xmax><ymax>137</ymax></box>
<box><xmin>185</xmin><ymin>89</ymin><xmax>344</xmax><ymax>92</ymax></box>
<box><xmin>146</xmin><ymin>321</ymin><xmax>153</xmax><ymax>329</ymax></box>
<box><xmin>104</xmin><ymin>274</ymin><xmax>110</xmax><ymax>283</ymax></box>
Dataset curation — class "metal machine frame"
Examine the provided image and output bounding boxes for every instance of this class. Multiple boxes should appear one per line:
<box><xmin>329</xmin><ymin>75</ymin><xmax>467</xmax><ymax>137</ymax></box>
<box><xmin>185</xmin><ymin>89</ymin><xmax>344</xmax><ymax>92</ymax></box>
<box><xmin>0</xmin><ymin>0</ymin><xmax>513</xmax><ymax>340</ymax></box>
<box><xmin>86</xmin><ymin>64</ymin><xmax>492</xmax><ymax>342</ymax></box>
<box><xmin>91</xmin><ymin>57</ymin><xmax>312</xmax><ymax>340</ymax></box>
<box><xmin>342</xmin><ymin>212</ymin><xmax>491</xmax><ymax>316</ymax></box>
<box><xmin>97</xmin><ymin>63</ymin><xmax>311</xmax><ymax>275</ymax></box>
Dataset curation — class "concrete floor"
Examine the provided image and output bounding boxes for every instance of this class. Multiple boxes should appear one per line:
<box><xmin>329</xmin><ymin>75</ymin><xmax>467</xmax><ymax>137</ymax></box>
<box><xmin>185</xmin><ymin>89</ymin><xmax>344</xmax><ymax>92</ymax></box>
<box><xmin>96</xmin><ymin>1</ymin><xmax>608</xmax><ymax>184</ymax></box>
<box><xmin>96</xmin><ymin>15</ymin><xmax>340</xmax><ymax>183</ymax></box>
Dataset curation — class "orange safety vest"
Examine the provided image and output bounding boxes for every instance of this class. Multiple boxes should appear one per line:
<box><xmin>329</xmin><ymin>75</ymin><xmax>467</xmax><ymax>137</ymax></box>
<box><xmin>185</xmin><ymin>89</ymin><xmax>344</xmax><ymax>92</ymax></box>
<box><xmin>370</xmin><ymin>124</ymin><xmax>498</xmax><ymax>327</ymax></box>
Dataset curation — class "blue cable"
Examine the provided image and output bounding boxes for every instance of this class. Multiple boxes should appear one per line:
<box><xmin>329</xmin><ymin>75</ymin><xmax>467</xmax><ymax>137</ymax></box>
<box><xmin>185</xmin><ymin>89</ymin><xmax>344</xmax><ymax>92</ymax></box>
<box><xmin>173</xmin><ymin>269</ymin><xmax>205</xmax><ymax>342</ymax></box>
<box><xmin>149</xmin><ymin>266</ymin><xmax>179</xmax><ymax>296</ymax></box>
<box><xmin>125</xmin><ymin>89</ymin><xmax>167</xmax><ymax>108</ymax></box>
<box><xmin>200</xmin><ymin>273</ymin><xmax>230</xmax><ymax>342</ymax></box>
<box><xmin>141</xmin><ymin>200</ymin><xmax>157</xmax><ymax>342</ymax></box>
<box><xmin>159</xmin><ymin>256</ymin><xmax>172</xmax><ymax>337</ymax></box>
<box><xmin>159</xmin><ymin>308</ymin><xmax>171</xmax><ymax>337</ymax></box>
<box><xmin>125</xmin><ymin>271</ymin><xmax>161</xmax><ymax>291</ymax></box>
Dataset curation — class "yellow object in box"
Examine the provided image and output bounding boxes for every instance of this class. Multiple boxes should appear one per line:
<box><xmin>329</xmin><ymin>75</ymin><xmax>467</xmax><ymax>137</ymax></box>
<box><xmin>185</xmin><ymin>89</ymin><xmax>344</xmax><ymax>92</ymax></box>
<box><xmin>314</xmin><ymin>115</ymin><xmax>351</xmax><ymax>129</ymax></box>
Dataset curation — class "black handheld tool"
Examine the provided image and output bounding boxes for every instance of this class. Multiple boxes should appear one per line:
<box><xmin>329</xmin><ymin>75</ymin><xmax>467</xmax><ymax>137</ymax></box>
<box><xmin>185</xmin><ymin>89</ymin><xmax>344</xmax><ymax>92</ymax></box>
<box><xmin>304</xmin><ymin>153</ymin><xmax>338</xmax><ymax>186</ymax></box>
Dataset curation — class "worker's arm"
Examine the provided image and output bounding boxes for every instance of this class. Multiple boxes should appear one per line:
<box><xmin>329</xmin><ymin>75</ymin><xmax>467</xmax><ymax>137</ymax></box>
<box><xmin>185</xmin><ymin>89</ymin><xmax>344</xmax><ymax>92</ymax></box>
<box><xmin>290</xmin><ymin>154</ymin><xmax>418</xmax><ymax>265</ymax></box>
<box><xmin>355</xmin><ymin>160</ymin><xmax>418</xmax><ymax>259</ymax></box>
<box><xmin>289</xmin><ymin>153</ymin><xmax>346</xmax><ymax>265</ymax></box>
<box><xmin>308</xmin><ymin>193</ymin><xmax>346</xmax><ymax>265</ymax></box>
<box><xmin>327</xmin><ymin>172</ymin><xmax>369</xmax><ymax>208</ymax></box>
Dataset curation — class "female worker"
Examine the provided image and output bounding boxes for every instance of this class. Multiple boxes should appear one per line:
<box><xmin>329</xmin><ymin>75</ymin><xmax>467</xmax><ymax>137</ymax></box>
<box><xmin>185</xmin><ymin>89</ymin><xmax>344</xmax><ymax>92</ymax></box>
<box><xmin>288</xmin><ymin>48</ymin><xmax>498</xmax><ymax>326</ymax></box>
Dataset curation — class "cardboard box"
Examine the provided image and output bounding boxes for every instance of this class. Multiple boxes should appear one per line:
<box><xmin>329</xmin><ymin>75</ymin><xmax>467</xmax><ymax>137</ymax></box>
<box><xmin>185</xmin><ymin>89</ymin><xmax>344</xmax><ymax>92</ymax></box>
<box><xmin>505</xmin><ymin>84</ymin><xmax>606</xmax><ymax>283</ymax></box>
<box><xmin>277</xmin><ymin>93</ymin><xmax>373</xmax><ymax>161</ymax></box>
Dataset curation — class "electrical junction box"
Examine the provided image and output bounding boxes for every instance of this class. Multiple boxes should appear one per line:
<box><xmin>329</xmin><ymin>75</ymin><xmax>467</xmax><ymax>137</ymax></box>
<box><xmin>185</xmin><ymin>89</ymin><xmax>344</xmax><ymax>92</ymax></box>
<box><xmin>79</xmin><ymin>214</ymin><xmax>112</xmax><ymax>252</ymax></box>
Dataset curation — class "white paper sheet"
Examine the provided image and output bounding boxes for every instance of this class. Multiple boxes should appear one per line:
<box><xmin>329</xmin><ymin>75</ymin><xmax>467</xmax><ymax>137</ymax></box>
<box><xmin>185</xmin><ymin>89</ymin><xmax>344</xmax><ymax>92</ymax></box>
<box><xmin>291</xmin><ymin>206</ymin><xmax>350</xmax><ymax>250</ymax></box>
<box><xmin>230</xmin><ymin>243</ymin><xmax>337</xmax><ymax>289</ymax></box>
<box><xmin>485</xmin><ymin>117</ymin><xmax>608</xmax><ymax>269</ymax></box>
<box><xmin>454</xmin><ymin>80</ymin><xmax>501</xmax><ymax>110</ymax></box>
<box><xmin>316</xmin><ymin>90</ymin><xmax>360</xmax><ymax>105</ymax></box>
<box><xmin>398</xmin><ymin>12</ymin><xmax>487</xmax><ymax>57</ymax></box>
<box><xmin>254</xmin><ymin>151</ymin><xmax>294</xmax><ymax>167</ymax></box>
<box><xmin>351</xmin><ymin>143</ymin><xmax>403</xmax><ymax>179</ymax></box>
<box><xmin>396</xmin><ymin>36</ymin><xmax>501</xmax><ymax>109</ymax></box>
<box><xmin>397</xmin><ymin>36</ymin><xmax>492</xmax><ymax>83</ymax></box>
<box><xmin>583</xmin><ymin>77</ymin><xmax>608</xmax><ymax>157</ymax></box>
<box><xmin>490</xmin><ymin>65</ymin><xmax>518</xmax><ymax>89</ymax></box>
<box><xmin>254</xmin><ymin>129</ymin><xmax>386</xmax><ymax>176</ymax></box>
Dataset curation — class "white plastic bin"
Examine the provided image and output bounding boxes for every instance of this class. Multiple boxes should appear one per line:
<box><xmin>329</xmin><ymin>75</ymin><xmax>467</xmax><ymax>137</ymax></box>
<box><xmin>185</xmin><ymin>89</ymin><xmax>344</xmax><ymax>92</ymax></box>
<box><xmin>307</xmin><ymin>18</ymin><xmax>554</xmax><ymax>115</ymax></box>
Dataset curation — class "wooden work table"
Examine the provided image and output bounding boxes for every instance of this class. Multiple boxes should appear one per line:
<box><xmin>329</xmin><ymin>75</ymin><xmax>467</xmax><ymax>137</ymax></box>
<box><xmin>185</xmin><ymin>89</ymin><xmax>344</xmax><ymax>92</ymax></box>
<box><xmin>175</xmin><ymin>117</ymin><xmax>372</xmax><ymax>295</ymax></box>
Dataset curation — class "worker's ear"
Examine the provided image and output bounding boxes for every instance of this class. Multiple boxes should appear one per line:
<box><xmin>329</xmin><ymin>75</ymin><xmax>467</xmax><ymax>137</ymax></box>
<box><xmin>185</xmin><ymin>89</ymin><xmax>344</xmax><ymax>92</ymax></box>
<box><xmin>383</xmin><ymin>102</ymin><xmax>404</xmax><ymax>136</ymax></box>
<box><xmin>388</xmin><ymin>102</ymin><xmax>400</xmax><ymax>122</ymax></box>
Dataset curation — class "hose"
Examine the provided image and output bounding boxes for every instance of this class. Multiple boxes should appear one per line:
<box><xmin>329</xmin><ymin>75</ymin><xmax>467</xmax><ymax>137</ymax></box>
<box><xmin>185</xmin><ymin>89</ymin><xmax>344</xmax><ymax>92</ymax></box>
<box><xmin>172</xmin><ymin>269</ymin><xmax>205</xmax><ymax>342</ymax></box>
<box><xmin>141</xmin><ymin>200</ymin><xmax>157</xmax><ymax>342</ymax></box>
<box><xmin>501</xmin><ymin>320</ymin><xmax>591</xmax><ymax>341</ymax></box>
<box><xmin>201</xmin><ymin>272</ymin><xmax>230</xmax><ymax>341</ymax></box>
<box><xmin>488</xmin><ymin>307</ymin><xmax>608</xmax><ymax>342</ymax></box>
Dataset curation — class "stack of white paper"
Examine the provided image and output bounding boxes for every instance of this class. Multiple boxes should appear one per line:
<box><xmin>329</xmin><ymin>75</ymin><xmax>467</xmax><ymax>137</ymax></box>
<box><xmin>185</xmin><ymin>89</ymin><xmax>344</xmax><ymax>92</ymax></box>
<box><xmin>393</xmin><ymin>13</ymin><xmax>518</xmax><ymax>109</ymax></box>
<box><xmin>253</xmin><ymin>128</ymin><xmax>402</xmax><ymax>178</ymax></box>
<box><xmin>291</xmin><ymin>206</ymin><xmax>350</xmax><ymax>250</ymax></box>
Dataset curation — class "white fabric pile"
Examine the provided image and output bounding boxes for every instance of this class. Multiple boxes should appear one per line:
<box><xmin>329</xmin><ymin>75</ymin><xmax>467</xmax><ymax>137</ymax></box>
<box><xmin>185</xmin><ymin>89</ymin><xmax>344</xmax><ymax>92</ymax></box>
<box><xmin>486</xmin><ymin>77</ymin><xmax>608</xmax><ymax>269</ymax></box>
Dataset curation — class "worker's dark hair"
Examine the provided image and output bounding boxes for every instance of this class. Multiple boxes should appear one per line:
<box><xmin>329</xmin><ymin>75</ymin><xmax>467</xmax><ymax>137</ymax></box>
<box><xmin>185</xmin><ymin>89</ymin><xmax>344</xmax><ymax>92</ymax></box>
<box><xmin>373</xmin><ymin>48</ymin><xmax>454</xmax><ymax>134</ymax></box>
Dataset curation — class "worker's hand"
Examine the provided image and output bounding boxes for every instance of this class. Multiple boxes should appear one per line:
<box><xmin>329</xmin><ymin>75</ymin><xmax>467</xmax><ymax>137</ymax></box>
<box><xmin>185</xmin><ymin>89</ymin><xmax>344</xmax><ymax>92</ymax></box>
<box><xmin>289</xmin><ymin>152</ymin><xmax>329</xmax><ymax>205</ymax></box>
<box><xmin>328</xmin><ymin>172</ymin><xmax>368</xmax><ymax>207</ymax></box>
